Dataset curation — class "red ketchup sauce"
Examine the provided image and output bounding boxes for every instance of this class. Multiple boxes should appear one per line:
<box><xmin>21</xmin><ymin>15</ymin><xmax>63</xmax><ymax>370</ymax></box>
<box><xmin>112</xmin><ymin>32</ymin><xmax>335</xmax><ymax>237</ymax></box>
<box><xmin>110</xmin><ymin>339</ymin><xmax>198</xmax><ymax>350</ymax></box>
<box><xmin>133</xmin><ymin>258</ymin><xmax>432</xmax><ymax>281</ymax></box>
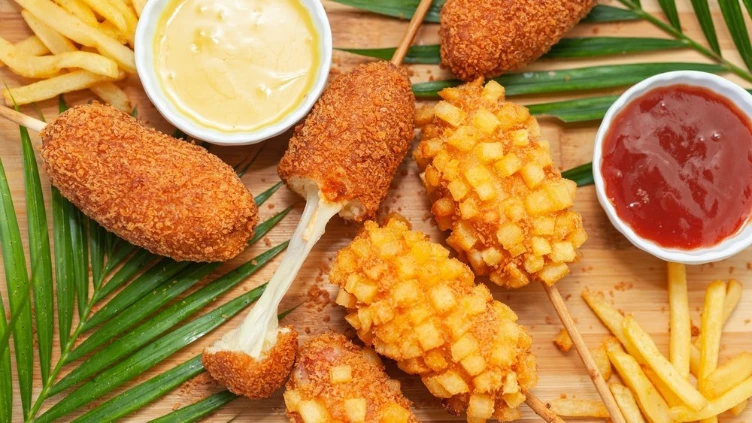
<box><xmin>601</xmin><ymin>84</ymin><xmax>752</xmax><ymax>249</ymax></box>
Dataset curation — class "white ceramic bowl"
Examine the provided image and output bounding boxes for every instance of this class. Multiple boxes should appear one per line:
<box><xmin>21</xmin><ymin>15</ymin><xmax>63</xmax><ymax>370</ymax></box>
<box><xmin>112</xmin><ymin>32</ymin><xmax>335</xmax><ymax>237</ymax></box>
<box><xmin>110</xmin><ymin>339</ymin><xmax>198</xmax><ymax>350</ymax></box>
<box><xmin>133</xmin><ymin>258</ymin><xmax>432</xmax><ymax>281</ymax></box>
<box><xmin>593</xmin><ymin>71</ymin><xmax>752</xmax><ymax>265</ymax></box>
<box><xmin>134</xmin><ymin>0</ymin><xmax>332</xmax><ymax>146</ymax></box>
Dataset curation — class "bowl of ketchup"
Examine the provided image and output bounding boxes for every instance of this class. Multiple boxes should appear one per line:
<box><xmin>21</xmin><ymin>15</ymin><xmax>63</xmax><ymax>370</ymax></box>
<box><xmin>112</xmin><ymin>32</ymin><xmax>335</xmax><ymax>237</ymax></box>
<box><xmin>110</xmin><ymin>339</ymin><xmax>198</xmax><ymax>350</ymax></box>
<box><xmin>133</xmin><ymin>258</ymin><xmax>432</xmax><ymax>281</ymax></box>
<box><xmin>593</xmin><ymin>71</ymin><xmax>752</xmax><ymax>264</ymax></box>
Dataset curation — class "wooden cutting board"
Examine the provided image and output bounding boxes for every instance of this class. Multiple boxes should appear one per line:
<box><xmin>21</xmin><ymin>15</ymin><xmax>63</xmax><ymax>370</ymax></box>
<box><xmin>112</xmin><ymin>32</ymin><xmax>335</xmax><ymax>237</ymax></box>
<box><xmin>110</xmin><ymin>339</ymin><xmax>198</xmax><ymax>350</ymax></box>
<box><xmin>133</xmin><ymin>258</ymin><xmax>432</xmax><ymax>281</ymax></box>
<box><xmin>1</xmin><ymin>0</ymin><xmax>751</xmax><ymax>421</ymax></box>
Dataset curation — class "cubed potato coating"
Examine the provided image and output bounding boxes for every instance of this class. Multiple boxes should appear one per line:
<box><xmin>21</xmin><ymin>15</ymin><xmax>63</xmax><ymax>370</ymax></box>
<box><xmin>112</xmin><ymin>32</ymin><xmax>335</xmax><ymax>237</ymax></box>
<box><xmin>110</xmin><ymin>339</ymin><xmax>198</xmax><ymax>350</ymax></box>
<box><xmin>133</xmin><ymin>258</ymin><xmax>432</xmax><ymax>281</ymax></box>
<box><xmin>414</xmin><ymin>80</ymin><xmax>587</xmax><ymax>288</ymax></box>
<box><xmin>329</xmin><ymin>220</ymin><xmax>538</xmax><ymax>421</ymax></box>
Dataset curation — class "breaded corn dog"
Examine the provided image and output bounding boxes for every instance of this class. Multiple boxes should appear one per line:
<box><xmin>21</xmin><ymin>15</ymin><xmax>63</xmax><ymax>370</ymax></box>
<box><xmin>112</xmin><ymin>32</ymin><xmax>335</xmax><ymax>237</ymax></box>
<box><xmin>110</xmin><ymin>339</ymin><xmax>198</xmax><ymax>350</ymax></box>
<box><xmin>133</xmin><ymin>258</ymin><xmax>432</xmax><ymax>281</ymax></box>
<box><xmin>330</xmin><ymin>219</ymin><xmax>538</xmax><ymax>422</ymax></box>
<box><xmin>278</xmin><ymin>61</ymin><xmax>415</xmax><ymax>221</ymax></box>
<box><xmin>414</xmin><ymin>80</ymin><xmax>587</xmax><ymax>288</ymax></box>
<box><xmin>284</xmin><ymin>333</ymin><xmax>418</xmax><ymax>423</ymax></box>
<box><xmin>204</xmin><ymin>62</ymin><xmax>415</xmax><ymax>400</ymax></box>
<box><xmin>40</xmin><ymin>103</ymin><xmax>257</xmax><ymax>262</ymax></box>
<box><xmin>440</xmin><ymin>0</ymin><xmax>596</xmax><ymax>81</ymax></box>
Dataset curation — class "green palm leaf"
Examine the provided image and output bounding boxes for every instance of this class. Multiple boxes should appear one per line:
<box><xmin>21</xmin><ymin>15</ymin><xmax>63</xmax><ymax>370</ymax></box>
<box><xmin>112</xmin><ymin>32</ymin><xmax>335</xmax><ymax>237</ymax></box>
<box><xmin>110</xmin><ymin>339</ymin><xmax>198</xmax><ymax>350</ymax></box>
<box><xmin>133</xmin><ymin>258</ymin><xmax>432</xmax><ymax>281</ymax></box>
<box><xmin>744</xmin><ymin>0</ymin><xmax>752</xmax><ymax>17</ymax></box>
<box><xmin>89</xmin><ymin>221</ymin><xmax>106</xmax><ymax>289</ymax></box>
<box><xmin>561</xmin><ymin>162</ymin><xmax>594</xmax><ymax>187</ymax></box>
<box><xmin>718</xmin><ymin>0</ymin><xmax>752</xmax><ymax>72</ymax></box>
<box><xmin>51</xmin><ymin>242</ymin><xmax>287</xmax><ymax>395</ymax></box>
<box><xmin>52</xmin><ymin>189</ymin><xmax>76</xmax><ymax>350</ymax></box>
<box><xmin>37</xmin><ymin>284</ymin><xmax>268</xmax><ymax>422</ymax></box>
<box><xmin>150</xmin><ymin>391</ymin><xmax>238</xmax><ymax>423</ymax></box>
<box><xmin>412</xmin><ymin>62</ymin><xmax>724</xmax><ymax>98</ymax></box>
<box><xmin>0</xmin><ymin>187</ymin><xmax>12</xmax><ymax>423</ymax></box>
<box><xmin>0</xmin><ymin>158</ymin><xmax>33</xmax><ymax>415</ymax></box>
<box><xmin>69</xmin><ymin>208</ymin><xmax>291</xmax><ymax>362</ymax></box>
<box><xmin>340</xmin><ymin>37</ymin><xmax>686</xmax><ymax>64</ymax></box>
<box><xmin>93</xmin><ymin>248</ymin><xmax>152</xmax><ymax>302</ymax></box>
<box><xmin>527</xmin><ymin>94</ymin><xmax>619</xmax><ymax>123</ymax></box>
<box><xmin>657</xmin><ymin>0</ymin><xmax>681</xmax><ymax>30</ymax></box>
<box><xmin>581</xmin><ymin>4</ymin><xmax>640</xmax><ymax>22</ymax></box>
<box><xmin>15</xmin><ymin>108</ymin><xmax>54</xmax><ymax>382</ymax></box>
<box><xmin>69</xmin><ymin>206</ymin><xmax>89</xmax><ymax>318</ymax></box>
<box><xmin>690</xmin><ymin>0</ymin><xmax>721</xmax><ymax>54</ymax></box>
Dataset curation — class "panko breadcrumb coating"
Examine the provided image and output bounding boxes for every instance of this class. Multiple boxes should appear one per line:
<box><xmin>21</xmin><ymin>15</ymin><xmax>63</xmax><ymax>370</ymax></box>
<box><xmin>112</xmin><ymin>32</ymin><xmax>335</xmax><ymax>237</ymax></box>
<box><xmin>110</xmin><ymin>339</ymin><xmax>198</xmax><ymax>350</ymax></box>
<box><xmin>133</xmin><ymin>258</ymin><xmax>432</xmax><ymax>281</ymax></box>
<box><xmin>40</xmin><ymin>103</ymin><xmax>257</xmax><ymax>262</ymax></box>
<box><xmin>285</xmin><ymin>333</ymin><xmax>418</xmax><ymax>423</ymax></box>
<box><xmin>440</xmin><ymin>0</ymin><xmax>596</xmax><ymax>81</ymax></box>
<box><xmin>330</xmin><ymin>219</ymin><xmax>538</xmax><ymax>422</ymax></box>
<box><xmin>202</xmin><ymin>326</ymin><xmax>297</xmax><ymax>399</ymax></box>
<box><xmin>278</xmin><ymin>61</ymin><xmax>415</xmax><ymax>221</ymax></box>
<box><xmin>414</xmin><ymin>80</ymin><xmax>587</xmax><ymax>288</ymax></box>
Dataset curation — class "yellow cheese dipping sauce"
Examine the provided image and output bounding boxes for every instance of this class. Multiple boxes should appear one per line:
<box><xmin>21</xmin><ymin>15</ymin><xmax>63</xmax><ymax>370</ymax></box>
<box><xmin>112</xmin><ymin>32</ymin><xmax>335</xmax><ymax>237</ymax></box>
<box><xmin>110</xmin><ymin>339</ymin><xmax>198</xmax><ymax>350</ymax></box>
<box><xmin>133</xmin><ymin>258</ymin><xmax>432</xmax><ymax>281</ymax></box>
<box><xmin>153</xmin><ymin>0</ymin><xmax>320</xmax><ymax>132</ymax></box>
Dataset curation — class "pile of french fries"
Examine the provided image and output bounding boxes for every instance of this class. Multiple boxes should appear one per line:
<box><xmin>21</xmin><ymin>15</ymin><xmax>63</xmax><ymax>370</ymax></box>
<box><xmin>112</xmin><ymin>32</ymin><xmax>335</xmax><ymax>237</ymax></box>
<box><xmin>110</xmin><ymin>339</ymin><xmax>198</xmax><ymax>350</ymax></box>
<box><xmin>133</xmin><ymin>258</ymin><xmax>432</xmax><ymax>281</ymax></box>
<box><xmin>0</xmin><ymin>0</ymin><xmax>146</xmax><ymax>111</ymax></box>
<box><xmin>554</xmin><ymin>263</ymin><xmax>749</xmax><ymax>422</ymax></box>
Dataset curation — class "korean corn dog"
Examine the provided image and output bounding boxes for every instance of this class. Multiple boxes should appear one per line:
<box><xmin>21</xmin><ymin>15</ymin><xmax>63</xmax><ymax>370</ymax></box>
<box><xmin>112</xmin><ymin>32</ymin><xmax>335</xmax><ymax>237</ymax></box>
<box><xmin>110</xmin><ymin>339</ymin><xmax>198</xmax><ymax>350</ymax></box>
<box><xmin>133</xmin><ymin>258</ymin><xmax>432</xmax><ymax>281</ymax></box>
<box><xmin>413</xmin><ymin>80</ymin><xmax>587</xmax><ymax>288</ymax></box>
<box><xmin>284</xmin><ymin>333</ymin><xmax>418</xmax><ymax>423</ymax></box>
<box><xmin>330</xmin><ymin>219</ymin><xmax>538</xmax><ymax>422</ymax></box>
<box><xmin>40</xmin><ymin>102</ymin><xmax>258</xmax><ymax>262</ymax></box>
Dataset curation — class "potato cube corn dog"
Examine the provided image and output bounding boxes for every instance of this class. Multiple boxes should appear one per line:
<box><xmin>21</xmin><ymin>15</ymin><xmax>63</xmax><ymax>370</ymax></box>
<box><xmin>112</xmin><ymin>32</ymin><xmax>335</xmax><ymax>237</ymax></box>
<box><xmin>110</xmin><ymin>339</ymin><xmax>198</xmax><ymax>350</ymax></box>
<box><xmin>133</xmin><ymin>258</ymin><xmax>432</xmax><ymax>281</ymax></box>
<box><xmin>329</xmin><ymin>219</ymin><xmax>538</xmax><ymax>422</ymax></box>
<box><xmin>414</xmin><ymin>79</ymin><xmax>587</xmax><ymax>288</ymax></box>
<box><xmin>285</xmin><ymin>333</ymin><xmax>418</xmax><ymax>423</ymax></box>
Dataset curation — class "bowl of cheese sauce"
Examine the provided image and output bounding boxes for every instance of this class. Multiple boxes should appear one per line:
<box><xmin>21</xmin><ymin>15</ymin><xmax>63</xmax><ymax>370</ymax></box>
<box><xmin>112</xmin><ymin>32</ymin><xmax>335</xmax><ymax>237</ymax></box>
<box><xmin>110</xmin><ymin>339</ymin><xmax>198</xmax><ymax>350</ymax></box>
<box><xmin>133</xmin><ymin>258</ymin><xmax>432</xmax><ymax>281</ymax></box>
<box><xmin>135</xmin><ymin>0</ymin><xmax>332</xmax><ymax>145</ymax></box>
<box><xmin>593</xmin><ymin>71</ymin><xmax>752</xmax><ymax>264</ymax></box>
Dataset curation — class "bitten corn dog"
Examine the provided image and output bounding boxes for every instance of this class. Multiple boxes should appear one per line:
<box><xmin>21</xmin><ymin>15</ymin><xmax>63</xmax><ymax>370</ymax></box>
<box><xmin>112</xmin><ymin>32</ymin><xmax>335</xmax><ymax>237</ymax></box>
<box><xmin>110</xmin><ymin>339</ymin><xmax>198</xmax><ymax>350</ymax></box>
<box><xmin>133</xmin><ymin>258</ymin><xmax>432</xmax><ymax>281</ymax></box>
<box><xmin>284</xmin><ymin>333</ymin><xmax>418</xmax><ymax>423</ymax></box>
<box><xmin>203</xmin><ymin>62</ymin><xmax>415</xmax><ymax>399</ymax></box>
<box><xmin>40</xmin><ymin>103</ymin><xmax>258</xmax><ymax>262</ymax></box>
<box><xmin>330</xmin><ymin>219</ymin><xmax>538</xmax><ymax>422</ymax></box>
<box><xmin>414</xmin><ymin>80</ymin><xmax>587</xmax><ymax>288</ymax></box>
<box><xmin>440</xmin><ymin>0</ymin><xmax>596</xmax><ymax>81</ymax></box>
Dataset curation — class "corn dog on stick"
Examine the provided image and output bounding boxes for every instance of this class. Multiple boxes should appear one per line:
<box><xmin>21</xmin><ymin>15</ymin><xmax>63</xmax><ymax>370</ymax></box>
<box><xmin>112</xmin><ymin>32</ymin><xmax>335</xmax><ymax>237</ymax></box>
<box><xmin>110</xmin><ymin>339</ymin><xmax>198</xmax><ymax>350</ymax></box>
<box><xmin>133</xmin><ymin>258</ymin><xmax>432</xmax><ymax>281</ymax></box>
<box><xmin>329</xmin><ymin>219</ymin><xmax>538</xmax><ymax>422</ymax></box>
<box><xmin>285</xmin><ymin>333</ymin><xmax>418</xmax><ymax>423</ymax></box>
<box><xmin>413</xmin><ymin>79</ymin><xmax>587</xmax><ymax>288</ymax></box>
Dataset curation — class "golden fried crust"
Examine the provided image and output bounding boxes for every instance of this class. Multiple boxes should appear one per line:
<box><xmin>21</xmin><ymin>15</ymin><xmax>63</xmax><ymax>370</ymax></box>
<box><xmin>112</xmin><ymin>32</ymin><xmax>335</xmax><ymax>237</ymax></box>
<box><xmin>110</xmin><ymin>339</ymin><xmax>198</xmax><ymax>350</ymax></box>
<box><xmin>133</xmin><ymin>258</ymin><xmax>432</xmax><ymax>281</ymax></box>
<box><xmin>329</xmin><ymin>220</ymin><xmax>538</xmax><ymax>421</ymax></box>
<box><xmin>285</xmin><ymin>333</ymin><xmax>418</xmax><ymax>423</ymax></box>
<box><xmin>440</xmin><ymin>0</ymin><xmax>596</xmax><ymax>81</ymax></box>
<box><xmin>40</xmin><ymin>103</ymin><xmax>257</xmax><ymax>262</ymax></box>
<box><xmin>202</xmin><ymin>327</ymin><xmax>297</xmax><ymax>399</ymax></box>
<box><xmin>278</xmin><ymin>61</ymin><xmax>415</xmax><ymax>221</ymax></box>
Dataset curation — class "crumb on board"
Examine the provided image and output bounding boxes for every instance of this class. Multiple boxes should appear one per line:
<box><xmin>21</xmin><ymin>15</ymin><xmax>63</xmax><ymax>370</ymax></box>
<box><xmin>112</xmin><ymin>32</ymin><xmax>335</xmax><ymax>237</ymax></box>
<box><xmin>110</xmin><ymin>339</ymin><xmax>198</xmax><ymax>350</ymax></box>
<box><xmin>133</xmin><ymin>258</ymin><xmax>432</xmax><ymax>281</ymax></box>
<box><xmin>691</xmin><ymin>324</ymin><xmax>700</xmax><ymax>337</ymax></box>
<box><xmin>614</xmin><ymin>281</ymin><xmax>633</xmax><ymax>291</ymax></box>
<box><xmin>553</xmin><ymin>328</ymin><xmax>574</xmax><ymax>353</ymax></box>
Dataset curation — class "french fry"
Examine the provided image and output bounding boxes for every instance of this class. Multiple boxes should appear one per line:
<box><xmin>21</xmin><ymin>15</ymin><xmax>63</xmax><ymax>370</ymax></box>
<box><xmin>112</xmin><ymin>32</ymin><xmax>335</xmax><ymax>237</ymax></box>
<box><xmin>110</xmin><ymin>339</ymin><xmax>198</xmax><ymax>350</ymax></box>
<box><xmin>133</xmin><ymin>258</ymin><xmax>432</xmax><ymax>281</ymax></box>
<box><xmin>582</xmin><ymin>289</ymin><xmax>628</xmax><ymax>346</ymax></box>
<box><xmin>592</xmin><ymin>344</ymin><xmax>612</xmax><ymax>381</ymax></box>
<box><xmin>22</xmin><ymin>10</ymin><xmax>77</xmax><ymax>54</ymax></box>
<box><xmin>0</xmin><ymin>36</ymin><xmax>49</xmax><ymax>68</ymax></box>
<box><xmin>90</xmin><ymin>82</ymin><xmax>131</xmax><ymax>112</ymax></box>
<box><xmin>729</xmin><ymin>399</ymin><xmax>748</xmax><ymax>416</ymax></box>
<box><xmin>549</xmin><ymin>399</ymin><xmax>609</xmax><ymax>418</ymax></box>
<box><xmin>690</xmin><ymin>280</ymin><xmax>742</xmax><ymax>376</ymax></box>
<box><xmin>602</xmin><ymin>335</ymin><xmax>625</xmax><ymax>355</ymax></box>
<box><xmin>3</xmin><ymin>69</ymin><xmax>124</xmax><ymax>106</ymax></box>
<box><xmin>106</xmin><ymin>0</ymin><xmax>137</xmax><ymax>45</ymax></box>
<box><xmin>132</xmin><ymin>0</ymin><xmax>146</xmax><ymax>16</ymax></box>
<box><xmin>609</xmin><ymin>383</ymin><xmax>646</xmax><ymax>423</ymax></box>
<box><xmin>623</xmin><ymin>316</ymin><xmax>707</xmax><ymax>411</ymax></box>
<box><xmin>13</xmin><ymin>0</ymin><xmax>136</xmax><ymax>73</ymax></box>
<box><xmin>698</xmin><ymin>281</ymin><xmax>725</xmax><ymax>393</ymax></box>
<box><xmin>643</xmin><ymin>366</ymin><xmax>683</xmax><ymax>407</ymax></box>
<box><xmin>0</xmin><ymin>37</ymin><xmax>120</xmax><ymax>79</ymax></box>
<box><xmin>95</xmin><ymin>21</ymin><xmax>129</xmax><ymax>46</ymax></box>
<box><xmin>609</xmin><ymin>349</ymin><xmax>672</xmax><ymax>423</ymax></box>
<box><xmin>667</xmin><ymin>262</ymin><xmax>691</xmax><ymax>379</ymax></box>
<box><xmin>671</xmin><ymin>375</ymin><xmax>752</xmax><ymax>422</ymax></box>
<box><xmin>79</xmin><ymin>0</ymin><xmax>128</xmax><ymax>32</ymax></box>
<box><xmin>704</xmin><ymin>352</ymin><xmax>752</xmax><ymax>398</ymax></box>
<box><xmin>52</xmin><ymin>0</ymin><xmax>98</xmax><ymax>26</ymax></box>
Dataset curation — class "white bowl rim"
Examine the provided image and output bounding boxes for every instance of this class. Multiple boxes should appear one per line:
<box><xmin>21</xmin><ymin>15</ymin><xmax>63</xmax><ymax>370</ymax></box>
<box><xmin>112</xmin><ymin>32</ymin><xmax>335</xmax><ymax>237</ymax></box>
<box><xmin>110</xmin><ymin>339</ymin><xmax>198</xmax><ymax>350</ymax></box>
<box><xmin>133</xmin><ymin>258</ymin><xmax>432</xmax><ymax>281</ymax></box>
<box><xmin>592</xmin><ymin>70</ymin><xmax>752</xmax><ymax>265</ymax></box>
<box><xmin>134</xmin><ymin>0</ymin><xmax>333</xmax><ymax>146</ymax></box>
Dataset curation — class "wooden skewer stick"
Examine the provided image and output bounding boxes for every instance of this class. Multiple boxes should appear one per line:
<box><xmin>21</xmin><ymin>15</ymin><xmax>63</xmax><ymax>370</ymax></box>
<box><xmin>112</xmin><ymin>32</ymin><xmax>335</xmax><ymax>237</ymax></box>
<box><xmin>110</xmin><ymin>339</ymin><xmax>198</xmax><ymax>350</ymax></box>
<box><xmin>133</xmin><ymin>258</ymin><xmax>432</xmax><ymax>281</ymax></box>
<box><xmin>0</xmin><ymin>105</ymin><xmax>47</xmax><ymax>132</ymax></box>
<box><xmin>541</xmin><ymin>282</ymin><xmax>626</xmax><ymax>423</ymax></box>
<box><xmin>525</xmin><ymin>392</ymin><xmax>565</xmax><ymax>423</ymax></box>
<box><xmin>390</xmin><ymin>0</ymin><xmax>433</xmax><ymax>65</ymax></box>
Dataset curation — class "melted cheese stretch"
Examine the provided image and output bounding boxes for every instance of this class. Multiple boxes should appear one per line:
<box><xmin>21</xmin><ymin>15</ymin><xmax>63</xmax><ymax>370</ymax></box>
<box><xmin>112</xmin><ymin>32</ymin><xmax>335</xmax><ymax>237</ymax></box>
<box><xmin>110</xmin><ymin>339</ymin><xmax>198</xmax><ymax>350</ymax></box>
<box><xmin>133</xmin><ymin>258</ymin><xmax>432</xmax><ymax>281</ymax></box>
<box><xmin>154</xmin><ymin>0</ymin><xmax>320</xmax><ymax>132</ymax></box>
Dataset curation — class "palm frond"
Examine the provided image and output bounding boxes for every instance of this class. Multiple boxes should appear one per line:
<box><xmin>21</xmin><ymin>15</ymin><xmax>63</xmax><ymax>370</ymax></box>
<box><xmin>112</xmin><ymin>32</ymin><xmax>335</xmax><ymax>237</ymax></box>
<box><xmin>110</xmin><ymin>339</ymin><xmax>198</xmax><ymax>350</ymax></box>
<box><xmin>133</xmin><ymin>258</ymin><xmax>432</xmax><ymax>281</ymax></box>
<box><xmin>88</xmin><ymin>220</ymin><xmax>106</xmax><ymax>289</ymax></box>
<box><xmin>561</xmin><ymin>162</ymin><xmax>594</xmax><ymax>187</ymax></box>
<box><xmin>527</xmin><ymin>94</ymin><xmax>620</xmax><ymax>123</ymax></box>
<box><xmin>718</xmin><ymin>0</ymin><xmax>752</xmax><ymax>72</ymax></box>
<box><xmin>339</xmin><ymin>37</ymin><xmax>686</xmax><ymax>64</ymax></box>
<box><xmin>690</xmin><ymin>0</ymin><xmax>721</xmax><ymax>54</ymax></box>
<box><xmin>581</xmin><ymin>4</ymin><xmax>640</xmax><ymax>22</ymax></box>
<box><xmin>0</xmin><ymin>158</ymin><xmax>33</xmax><ymax>415</ymax></box>
<box><xmin>412</xmin><ymin>62</ymin><xmax>724</xmax><ymax>98</ymax></box>
<box><xmin>68</xmin><ymin>206</ymin><xmax>89</xmax><ymax>318</ymax></box>
<box><xmin>657</xmin><ymin>0</ymin><xmax>681</xmax><ymax>30</ymax></box>
<box><xmin>150</xmin><ymin>391</ymin><xmax>238</xmax><ymax>423</ymax></box>
<box><xmin>52</xmin><ymin>188</ymin><xmax>76</xmax><ymax>350</ymax></box>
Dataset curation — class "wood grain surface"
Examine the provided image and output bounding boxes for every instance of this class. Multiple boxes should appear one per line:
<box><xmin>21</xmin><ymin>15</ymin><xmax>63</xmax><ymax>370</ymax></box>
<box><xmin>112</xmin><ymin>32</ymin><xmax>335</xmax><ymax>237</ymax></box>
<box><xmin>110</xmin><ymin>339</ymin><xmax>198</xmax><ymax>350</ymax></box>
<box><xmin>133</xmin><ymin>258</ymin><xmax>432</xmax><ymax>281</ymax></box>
<box><xmin>1</xmin><ymin>0</ymin><xmax>751</xmax><ymax>421</ymax></box>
